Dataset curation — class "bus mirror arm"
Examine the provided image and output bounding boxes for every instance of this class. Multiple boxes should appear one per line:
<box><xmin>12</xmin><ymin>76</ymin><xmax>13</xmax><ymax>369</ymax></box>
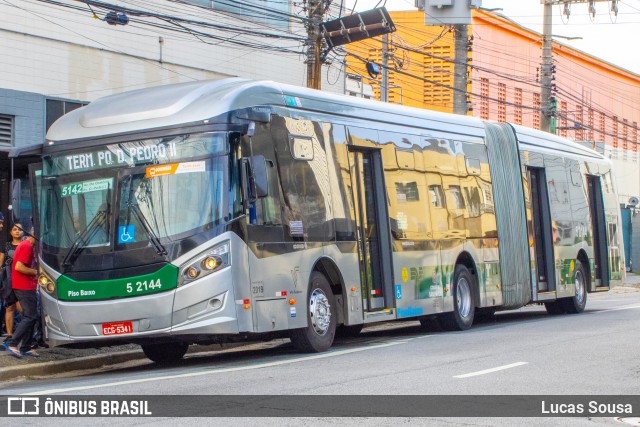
<box><xmin>241</xmin><ymin>158</ymin><xmax>257</xmax><ymax>207</ymax></box>
<box><xmin>9</xmin><ymin>179</ymin><xmax>22</xmax><ymax>223</ymax></box>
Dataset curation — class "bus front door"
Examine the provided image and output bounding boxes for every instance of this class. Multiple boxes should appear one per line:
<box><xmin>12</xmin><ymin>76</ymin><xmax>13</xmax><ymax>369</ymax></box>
<box><xmin>348</xmin><ymin>148</ymin><xmax>394</xmax><ymax>313</ymax></box>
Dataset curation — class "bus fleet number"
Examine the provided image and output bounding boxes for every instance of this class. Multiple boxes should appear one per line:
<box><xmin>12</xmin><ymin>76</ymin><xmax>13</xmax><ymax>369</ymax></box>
<box><xmin>126</xmin><ymin>279</ymin><xmax>162</xmax><ymax>294</ymax></box>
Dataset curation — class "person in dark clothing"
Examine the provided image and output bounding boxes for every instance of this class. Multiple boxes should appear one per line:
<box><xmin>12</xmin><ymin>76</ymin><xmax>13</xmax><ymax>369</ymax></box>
<box><xmin>3</xmin><ymin>233</ymin><xmax>39</xmax><ymax>358</ymax></box>
<box><xmin>0</xmin><ymin>212</ymin><xmax>4</xmax><ymax>335</ymax></box>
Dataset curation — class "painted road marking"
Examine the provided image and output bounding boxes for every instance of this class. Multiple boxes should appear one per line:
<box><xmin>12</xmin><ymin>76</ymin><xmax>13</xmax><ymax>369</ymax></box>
<box><xmin>593</xmin><ymin>304</ymin><xmax>640</xmax><ymax>314</ymax></box>
<box><xmin>454</xmin><ymin>362</ymin><xmax>528</xmax><ymax>379</ymax></box>
<box><xmin>22</xmin><ymin>340</ymin><xmax>415</xmax><ymax>395</ymax></box>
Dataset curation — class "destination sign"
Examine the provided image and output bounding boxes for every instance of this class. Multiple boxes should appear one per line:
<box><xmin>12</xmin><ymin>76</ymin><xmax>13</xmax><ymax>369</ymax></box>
<box><xmin>46</xmin><ymin>133</ymin><xmax>227</xmax><ymax>175</ymax></box>
<box><xmin>64</xmin><ymin>142</ymin><xmax>177</xmax><ymax>172</ymax></box>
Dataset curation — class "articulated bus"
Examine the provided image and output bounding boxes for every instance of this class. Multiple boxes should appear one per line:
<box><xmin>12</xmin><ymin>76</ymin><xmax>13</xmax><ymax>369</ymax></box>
<box><xmin>21</xmin><ymin>78</ymin><xmax>623</xmax><ymax>362</ymax></box>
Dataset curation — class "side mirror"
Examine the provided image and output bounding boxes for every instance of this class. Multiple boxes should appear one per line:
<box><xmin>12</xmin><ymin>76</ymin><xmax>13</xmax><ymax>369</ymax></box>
<box><xmin>250</xmin><ymin>155</ymin><xmax>269</xmax><ymax>198</ymax></box>
<box><xmin>9</xmin><ymin>179</ymin><xmax>22</xmax><ymax>223</ymax></box>
<box><xmin>241</xmin><ymin>155</ymin><xmax>269</xmax><ymax>205</ymax></box>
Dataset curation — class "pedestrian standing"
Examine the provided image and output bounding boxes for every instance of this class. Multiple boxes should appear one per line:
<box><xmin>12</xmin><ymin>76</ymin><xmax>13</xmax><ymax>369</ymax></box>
<box><xmin>1</xmin><ymin>223</ymin><xmax>24</xmax><ymax>342</ymax></box>
<box><xmin>3</xmin><ymin>231</ymin><xmax>39</xmax><ymax>358</ymax></box>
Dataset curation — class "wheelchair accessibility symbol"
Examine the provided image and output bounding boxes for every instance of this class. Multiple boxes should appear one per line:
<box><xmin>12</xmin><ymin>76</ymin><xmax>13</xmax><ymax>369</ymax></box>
<box><xmin>118</xmin><ymin>225</ymin><xmax>136</xmax><ymax>244</ymax></box>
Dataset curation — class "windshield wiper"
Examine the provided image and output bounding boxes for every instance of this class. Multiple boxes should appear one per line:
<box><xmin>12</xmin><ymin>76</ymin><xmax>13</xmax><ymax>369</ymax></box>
<box><xmin>127</xmin><ymin>201</ymin><xmax>168</xmax><ymax>257</ymax></box>
<box><xmin>62</xmin><ymin>208</ymin><xmax>108</xmax><ymax>267</ymax></box>
<box><xmin>121</xmin><ymin>175</ymin><xmax>167</xmax><ymax>258</ymax></box>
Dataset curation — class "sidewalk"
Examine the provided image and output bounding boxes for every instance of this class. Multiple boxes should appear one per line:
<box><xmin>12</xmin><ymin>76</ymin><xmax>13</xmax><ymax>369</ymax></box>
<box><xmin>1</xmin><ymin>276</ymin><xmax>639</xmax><ymax>384</ymax></box>
<box><xmin>623</xmin><ymin>272</ymin><xmax>640</xmax><ymax>287</ymax></box>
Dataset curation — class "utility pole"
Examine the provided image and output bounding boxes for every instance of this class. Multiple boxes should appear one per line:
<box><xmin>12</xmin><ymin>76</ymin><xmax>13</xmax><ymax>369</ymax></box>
<box><xmin>381</xmin><ymin>34</ymin><xmax>389</xmax><ymax>102</ymax></box>
<box><xmin>539</xmin><ymin>0</ymin><xmax>614</xmax><ymax>133</ymax></box>
<box><xmin>540</xmin><ymin>1</ymin><xmax>553</xmax><ymax>133</ymax></box>
<box><xmin>453</xmin><ymin>24</ymin><xmax>469</xmax><ymax>115</ymax></box>
<box><xmin>306</xmin><ymin>0</ymin><xmax>323</xmax><ymax>90</ymax></box>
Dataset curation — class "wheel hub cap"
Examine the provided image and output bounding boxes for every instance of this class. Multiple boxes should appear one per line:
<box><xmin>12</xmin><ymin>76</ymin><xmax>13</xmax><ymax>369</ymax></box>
<box><xmin>457</xmin><ymin>277</ymin><xmax>471</xmax><ymax>318</ymax></box>
<box><xmin>310</xmin><ymin>289</ymin><xmax>331</xmax><ymax>336</ymax></box>
<box><xmin>575</xmin><ymin>269</ymin><xmax>585</xmax><ymax>304</ymax></box>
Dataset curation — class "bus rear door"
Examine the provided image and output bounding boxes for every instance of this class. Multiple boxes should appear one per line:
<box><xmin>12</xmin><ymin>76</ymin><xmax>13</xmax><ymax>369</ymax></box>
<box><xmin>587</xmin><ymin>175</ymin><xmax>609</xmax><ymax>289</ymax></box>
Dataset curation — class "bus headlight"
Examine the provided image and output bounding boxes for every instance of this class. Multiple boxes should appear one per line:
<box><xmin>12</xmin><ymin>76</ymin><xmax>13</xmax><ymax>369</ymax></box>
<box><xmin>38</xmin><ymin>271</ymin><xmax>57</xmax><ymax>295</ymax></box>
<box><xmin>179</xmin><ymin>241</ymin><xmax>230</xmax><ymax>286</ymax></box>
<box><xmin>202</xmin><ymin>256</ymin><xmax>221</xmax><ymax>271</ymax></box>
<box><xmin>186</xmin><ymin>266</ymin><xmax>200</xmax><ymax>279</ymax></box>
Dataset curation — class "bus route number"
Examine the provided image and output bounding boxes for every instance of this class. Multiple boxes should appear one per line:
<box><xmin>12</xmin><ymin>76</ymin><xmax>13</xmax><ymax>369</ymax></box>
<box><xmin>126</xmin><ymin>279</ymin><xmax>162</xmax><ymax>294</ymax></box>
<box><xmin>61</xmin><ymin>183</ymin><xmax>83</xmax><ymax>197</ymax></box>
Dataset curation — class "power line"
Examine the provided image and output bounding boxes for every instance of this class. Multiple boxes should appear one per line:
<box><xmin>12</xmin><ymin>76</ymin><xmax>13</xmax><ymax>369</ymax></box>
<box><xmin>28</xmin><ymin>0</ymin><xmax>307</xmax><ymax>53</ymax></box>
<box><xmin>347</xmin><ymin>39</ymin><xmax>639</xmax><ymax>146</ymax></box>
<box><xmin>2</xmin><ymin>0</ymin><xmax>202</xmax><ymax>81</ymax></box>
<box><xmin>347</xmin><ymin>50</ymin><xmax>544</xmax><ymax>113</ymax></box>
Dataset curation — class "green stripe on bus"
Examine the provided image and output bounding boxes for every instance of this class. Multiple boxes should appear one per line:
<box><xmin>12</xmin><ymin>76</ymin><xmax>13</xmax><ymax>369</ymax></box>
<box><xmin>57</xmin><ymin>264</ymin><xmax>179</xmax><ymax>301</ymax></box>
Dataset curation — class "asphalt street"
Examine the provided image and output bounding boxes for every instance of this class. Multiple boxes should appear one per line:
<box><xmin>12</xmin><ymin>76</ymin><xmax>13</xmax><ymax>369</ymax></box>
<box><xmin>1</xmin><ymin>285</ymin><xmax>639</xmax><ymax>426</ymax></box>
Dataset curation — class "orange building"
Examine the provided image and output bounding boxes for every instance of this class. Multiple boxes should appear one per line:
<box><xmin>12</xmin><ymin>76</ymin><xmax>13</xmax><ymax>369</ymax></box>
<box><xmin>346</xmin><ymin>9</ymin><xmax>640</xmax><ymax>199</ymax></box>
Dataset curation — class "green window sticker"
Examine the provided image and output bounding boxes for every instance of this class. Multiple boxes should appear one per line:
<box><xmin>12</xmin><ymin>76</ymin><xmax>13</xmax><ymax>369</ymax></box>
<box><xmin>61</xmin><ymin>178</ymin><xmax>112</xmax><ymax>198</ymax></box>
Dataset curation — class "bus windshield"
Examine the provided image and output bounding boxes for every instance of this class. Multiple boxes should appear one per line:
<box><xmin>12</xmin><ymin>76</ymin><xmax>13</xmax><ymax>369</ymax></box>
<box><xmin>41</xmin><ymin>132</ymin><xmax>233</xmax><ymax>252</ymax></box>
<box><xmin>115</xmin><ymin>156</ymin><xmax>228</xmax><ymax>249</ymax></box>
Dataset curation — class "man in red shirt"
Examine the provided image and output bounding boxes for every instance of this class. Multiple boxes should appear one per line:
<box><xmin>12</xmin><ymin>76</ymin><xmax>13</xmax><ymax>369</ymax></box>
<box><xmin>3</xmin><ymin>233</ymin><xmax>39</xmax><ymax>358</ymax></box>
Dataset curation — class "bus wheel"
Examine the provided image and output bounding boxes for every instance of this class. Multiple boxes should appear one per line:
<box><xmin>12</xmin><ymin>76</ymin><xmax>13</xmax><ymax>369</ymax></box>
<box><xmin>561</xmin><ymin>261</ymin><xmax>588</xmax><ymax>314</ymax></box>
<box><xmin>289</xmin><ymin>272</ymin><xmax>336</xmax><ymax>353</ymax></box>
<box><xmin>141</xmin><ymin>342</ymin><xmax>189</xmax><ymax>364</ymax></box>
<box><xmin>439</xmin><ymin>265</ymin><xmax>475</xmax><ymax>331</ymax></box>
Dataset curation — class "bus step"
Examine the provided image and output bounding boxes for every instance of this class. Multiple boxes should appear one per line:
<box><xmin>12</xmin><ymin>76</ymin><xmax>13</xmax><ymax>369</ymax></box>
<box><xmin>363</xmin><ymin>309</ymin><xmax>396</xmax><ymax>324</ymax></box>
<box><xmin>595</xmin><ymin>286</ymin><xmax>610</xmax><ymax>292</ymax></box>
<box><xmin>535</xmin><ymin>291</ymin><xmax>556</xmax><ymax>301</ymax></box>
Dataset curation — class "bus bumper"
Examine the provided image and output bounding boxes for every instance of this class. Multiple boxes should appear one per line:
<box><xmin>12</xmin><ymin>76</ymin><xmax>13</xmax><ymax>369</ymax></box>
<box><xmin>41</xmin><ymin>267</ymin><xmax>241</xmax><ymax>347</ymax></box>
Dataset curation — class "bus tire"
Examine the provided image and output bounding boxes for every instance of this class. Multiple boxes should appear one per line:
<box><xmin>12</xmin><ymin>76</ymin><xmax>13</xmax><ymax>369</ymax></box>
<box><xmin>289</xmin><ymin>272</ymin><xmax>336</xmax><ymax>353</ymax></box>
<box><xmin>544</xmin><ymin>301</ymin><xmax>565</xmax><ymax>315</ymax></box>
<box><xmin>561</xmin><ymin>261</ymin><xmax>588</xmax><ymax>314</ymax></box>
<box><xmin>336</xmin><ymin>323</ymin><xmax>363</xmax><ymax>338</ymax></box>
<box><xmin>418</xmin><ymin>316</ymin><xmax>441</xmax><ymax>332</ymax></box>
<box><xmin>439</xmin><ymin>264</ymin><xmax>475</xmax><ymax>331</ymax></box>
<box><xmin>141</xmin><ymin>342</ymin><xmax>189</xmax><ymax>364</ymax></box>
<box><xmin>475</xmin><ymin>308</ymin><xmax>497</xmax><ymax>323</ymax></box>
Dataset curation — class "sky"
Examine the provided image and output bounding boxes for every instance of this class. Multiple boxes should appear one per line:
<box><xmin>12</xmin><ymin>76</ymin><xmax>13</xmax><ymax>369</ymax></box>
<box><xmin>344</xmin><ymin>0</ymin><xmax>640</xmax><ymax>74</ymax></box>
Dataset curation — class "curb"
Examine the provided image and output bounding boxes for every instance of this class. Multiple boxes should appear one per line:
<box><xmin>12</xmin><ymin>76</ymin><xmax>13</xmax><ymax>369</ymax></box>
<box><xmin>0</xmin><ymin>341</ymin><xmax>257</xmax><ymax>383</ymax></box>
<box><xmin>0</xmin><ymin>350</ymin><xmax>145</xmax><ymax>383</ymax></box>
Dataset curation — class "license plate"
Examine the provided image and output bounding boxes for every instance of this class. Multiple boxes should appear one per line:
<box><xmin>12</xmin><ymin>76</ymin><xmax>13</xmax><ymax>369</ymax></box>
<box><xmin>102</xmin><ymin>321</ymin><xmax>133</xmax><ymax>336</ymax></box>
